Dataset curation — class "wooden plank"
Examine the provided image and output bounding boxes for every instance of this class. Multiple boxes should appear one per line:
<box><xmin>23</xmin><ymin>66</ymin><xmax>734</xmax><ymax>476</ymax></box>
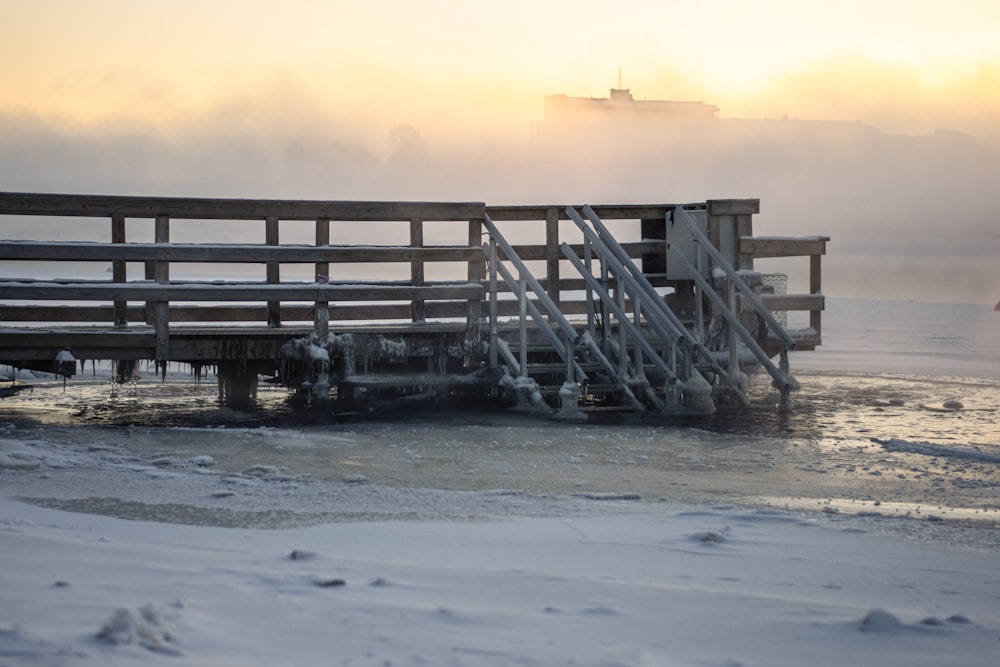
<box><xmin>736</xmin><ymin>214</ymin><xmax>754</xmax><ymax>271</ymax></box>
<box><xmin>503</xmin><ymin>241</ymin><xmax>648</xmax><ymax>262</ymax></box>
<box><xmin>760</xmin><ymin>293</ymin><xmax>825</xmax><ymax>311</ymax></box>
<box><xmin>1</xmin><ymin>297</ymin><xmax>630</xmax><ymax>325</ymax></box>
<box><xmin>0</xmin><ymin>281</ymin><xmax>485</xmax><ymax>302</ymax></box>
<box><xmin>739</xmin><ymin>236</ymin><xmax>828</xmax><ymax>258</ymax></box>
<box><xmin>485</xmin><ymin>204</ymin><xmax>709</xmax><ymax>221</ymax></box>
<box><xmin>0</xmin><ymin>241</ymin><xmax>486</xmax><ymax>263</ymax></box>
<box><xmin>0</xmin><ymin>192</ymin><xmax>485</xmax><ymax>221</ymax></box>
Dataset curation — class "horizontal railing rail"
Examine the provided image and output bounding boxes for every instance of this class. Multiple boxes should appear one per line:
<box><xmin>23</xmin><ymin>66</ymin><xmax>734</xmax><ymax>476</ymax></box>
<box><xmin>0</xmin><ymin>241</ymin><xmax>485</xmax><ymax>264</ymax></box>
<box><xmin>0</xmin><ymin>192</ymin><xmax>485</xmax><ymax>221</ymax></box>
<box><xmin>0</xmin><ymin>281</ymin><xmax>483</xmax><ymax>302</ymax></box>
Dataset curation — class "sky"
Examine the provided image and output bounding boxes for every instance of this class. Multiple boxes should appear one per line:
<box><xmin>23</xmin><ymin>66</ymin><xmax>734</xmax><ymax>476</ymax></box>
<box><xmin>4</xmin><ymin>1</ymin><xmax>999</xmax><ymax>135</ymax></box>
<box><xmin>2</xmin><ymin>0</ymin><xmax>999</xmax><ymax>303</ymax></box>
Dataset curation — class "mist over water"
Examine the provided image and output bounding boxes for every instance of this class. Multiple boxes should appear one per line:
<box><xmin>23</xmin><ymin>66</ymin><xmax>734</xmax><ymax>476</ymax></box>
<box><xmin>3</xmin><ymin>64</ymin><xmax>1000</xmax><ymax>304</ymax></box>
<box><xmin>2</xmin><ymin>298</ymin><xmax>998</xmax><ymax>525</ymax></box>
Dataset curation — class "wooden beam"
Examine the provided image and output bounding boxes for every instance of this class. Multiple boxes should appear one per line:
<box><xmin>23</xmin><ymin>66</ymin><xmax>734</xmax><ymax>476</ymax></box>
<box><xmin>0</xmin><ymin>241</ymin><xmax>486</xmax><ymax>263</ymax></box>
<box><xmin>0</xmin><ymin>192</ymin><xmax>485</xmax><ymax>221</ymax></box>
<box><xmin>707</xmin><ymin>199</ymin><xmax>760</xmax><ymax>216</ymax></box>
<box><xmin>739</xmin><ymin>236</ymin><xmax>829</xmax><ymax>258</ymax></box>
<box><xmin>759</xmin><ymin>293</ymin><xmax>825</xmax><ymax>312</ymax></box>
<box><xmin>485</xmin><ymin>203</ymin><xmax>710</xmax><ymax>221</ymax></box>
<box><xmin>0</xmin><ymin>281</ymin><xmax>484</xmax><ymax>302</ymax></box>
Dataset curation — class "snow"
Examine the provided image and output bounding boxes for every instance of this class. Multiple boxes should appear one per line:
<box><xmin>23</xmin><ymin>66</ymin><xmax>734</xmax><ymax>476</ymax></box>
<box><xmin>2</xmin><ymin>437</ymin><xmax>999</xmax><ymax>666</ymax></box>
<box><xmin>874</xmin><ymin>437</ymin><xmax>1000</xmax><ymax>464</ymax></box>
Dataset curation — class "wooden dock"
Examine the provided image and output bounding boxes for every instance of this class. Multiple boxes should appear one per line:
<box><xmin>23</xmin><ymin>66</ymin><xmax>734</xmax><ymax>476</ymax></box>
<box><xmin>0</xmin><ymin>192</ymin><xmax>827</xmax><ymax>415</ymax></box>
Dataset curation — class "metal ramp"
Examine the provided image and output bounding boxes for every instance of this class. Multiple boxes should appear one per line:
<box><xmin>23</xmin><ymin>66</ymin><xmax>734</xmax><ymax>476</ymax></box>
<box><xmin>482</xmin><ymin>205</ymin><xmax>800</xmax><ymax>418</ymax></box>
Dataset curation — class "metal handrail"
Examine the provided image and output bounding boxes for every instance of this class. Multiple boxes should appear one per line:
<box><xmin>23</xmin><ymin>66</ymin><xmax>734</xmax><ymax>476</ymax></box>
<box><xmin>672</xmin><ymin>204</ymin><xmax>797</xmax><ymax>353</ymax></box>
<box><xmin>482</xmin><ymin>214</ymin><xmax>642</xmax><ymax>410</ymax></box>
<box><xmin>669</xmin><ymin>247</ymin><xmax>798</xmax><ymax>406</ymax></box>
<box><xmin>561</xmin><ymin>245</ymin><xmax>679</xmax><ymax>385</ymax></box>
<box><xmin>570</xmin><ymin>206</ymin><xmax>748</xmax><ymax>405</ymax></box>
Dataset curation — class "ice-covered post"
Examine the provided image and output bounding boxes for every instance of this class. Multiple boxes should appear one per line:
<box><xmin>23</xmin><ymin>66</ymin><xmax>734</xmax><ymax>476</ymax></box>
<box><xmin>555</xmin><ymin>326</ymin><xmax>585</xmax><ymax>422</ymax></box>
<box><xmin>111</xmin><ymin>212</ymin><xmax>127</xmax><ymax>327</ymax></box>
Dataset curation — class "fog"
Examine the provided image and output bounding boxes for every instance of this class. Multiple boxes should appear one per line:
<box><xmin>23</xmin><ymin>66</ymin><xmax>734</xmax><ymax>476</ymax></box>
<box><xmin>1</xmin><ymin>63</ymin><xmax>998</xmax><ymax>305</ymax></box>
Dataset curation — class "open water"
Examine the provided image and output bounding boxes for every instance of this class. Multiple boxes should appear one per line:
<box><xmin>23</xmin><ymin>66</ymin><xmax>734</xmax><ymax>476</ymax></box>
<box><xmin>2</xmin><ymin>298</ymin><xmax>999</xmax><ymax>526</ymax></box>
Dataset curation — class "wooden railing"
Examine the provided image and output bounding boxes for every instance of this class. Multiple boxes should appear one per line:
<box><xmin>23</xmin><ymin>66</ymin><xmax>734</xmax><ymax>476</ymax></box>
<box><xmin>0</xmin><ymin>193</ymin><xmax>825</xmax><ymax>358</ymax></box>
<box><xmin>739</xmin><ymin>235</ymin><xmax>829</xmax><ymax>340</ymax></box>
<box><xmin>0</xmin><ymin>193</ymin><xmax>490</xmax><ymax>370</ymax></box>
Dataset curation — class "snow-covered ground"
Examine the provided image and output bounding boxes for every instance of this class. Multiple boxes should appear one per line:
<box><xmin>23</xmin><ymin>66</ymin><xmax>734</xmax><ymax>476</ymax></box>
<box><xmin>2</xmin><ymin>433</ymin><xmax>999</xmax><ymax>666</ymax></box>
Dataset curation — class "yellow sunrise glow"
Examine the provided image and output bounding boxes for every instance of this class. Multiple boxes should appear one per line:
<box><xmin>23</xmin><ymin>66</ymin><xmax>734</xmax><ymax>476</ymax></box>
<box><xmin>4</xmin><ymin>0</ymin><xmax>999</xmax><ymax>139</ymax></box>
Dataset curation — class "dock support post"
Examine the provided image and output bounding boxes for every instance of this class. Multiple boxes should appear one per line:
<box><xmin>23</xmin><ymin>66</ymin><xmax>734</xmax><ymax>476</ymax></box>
<box><xmin>217</xmin><ymin>360</ymin><xmax>258</xmax><ymax>405</ymax></box>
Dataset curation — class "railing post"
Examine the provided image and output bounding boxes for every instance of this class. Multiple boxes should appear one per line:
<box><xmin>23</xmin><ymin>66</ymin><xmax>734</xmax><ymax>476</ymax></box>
<box><xmin>315</xmin><ymin>217</ymin><xmax>330</xmax><ymax>342</ymax></box>
<box><xmin>465</xmin><ymin>216</ymin><xmax>484</xmax><ymax>363</ymax></box>
<box><xmin>153</xmin><ymin>214</ymin><xmax>169</xmax><ymax>362</ymax></box>
<box><xmin>111</xmin><ymin>212</ymin><xmax>127</xmax><ymax>327</ymax></box>
<box><xmin>810</xmin><ymin>254</ymin><xmax>822</xmax><ymax>338</ymax></box>
<box><xmin>488</xmin><ymin>236</ymin><xmax>498</xmax><ymax>372</ymax></box>
<box><xmin>545</xmin><ymin>207</ymin><xmax>560</xmax><ymax>312</ymax></box>
<box><xmin>409</xmin><ymin>217</ymin><xmax>425</xmax><ymax>322</ymax></box>
<box><xmin>266</xmin><ymin>216</ymin><xmax>281</xmax><ymax>327</ymax></box>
